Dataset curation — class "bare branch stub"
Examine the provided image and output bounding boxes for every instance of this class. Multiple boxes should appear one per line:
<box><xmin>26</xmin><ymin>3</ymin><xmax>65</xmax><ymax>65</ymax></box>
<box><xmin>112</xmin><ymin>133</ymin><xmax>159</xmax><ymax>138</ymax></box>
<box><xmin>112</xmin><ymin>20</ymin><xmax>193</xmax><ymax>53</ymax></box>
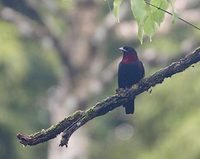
<box><xmin>17</xmin><ymin>111</ymin><xmax>85</xmax><ymax>146</ymax></box>
<box><xmin>17</xmin><ymin>47</ymin><xmax>200</xmax><ymax>147</ymax></box>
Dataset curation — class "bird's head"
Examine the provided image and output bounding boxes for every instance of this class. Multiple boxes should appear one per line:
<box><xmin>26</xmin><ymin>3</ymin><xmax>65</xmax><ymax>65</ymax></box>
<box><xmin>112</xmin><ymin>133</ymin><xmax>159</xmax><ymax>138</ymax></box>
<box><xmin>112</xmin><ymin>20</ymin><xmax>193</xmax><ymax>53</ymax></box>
<box><xmin>119</xmin><ymin>46</ymin><xmax>138</xmax><ymax>63</ymax></box>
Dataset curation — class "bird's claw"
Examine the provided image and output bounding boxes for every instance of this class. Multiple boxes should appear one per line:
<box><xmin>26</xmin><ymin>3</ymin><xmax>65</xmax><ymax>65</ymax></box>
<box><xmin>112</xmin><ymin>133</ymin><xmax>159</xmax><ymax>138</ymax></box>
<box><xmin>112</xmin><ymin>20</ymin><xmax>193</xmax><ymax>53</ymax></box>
<box><xmin>116</xmin><ymin>88</ymin><xmax>129</xmax><ymax>97</ymax></box>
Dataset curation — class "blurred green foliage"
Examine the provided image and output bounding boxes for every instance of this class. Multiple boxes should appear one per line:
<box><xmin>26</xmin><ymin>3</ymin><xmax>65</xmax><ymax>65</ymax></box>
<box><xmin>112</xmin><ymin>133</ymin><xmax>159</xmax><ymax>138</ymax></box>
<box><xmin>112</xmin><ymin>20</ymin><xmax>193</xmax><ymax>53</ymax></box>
<box><xmin>0</xmin><ymin>0</ymin><xmax>200</xmax><ymax>159</ymax></box>
<box><xmin>0</xmin><ymin>20</ymin><xmax>61</xmax><ymax>159</ymax></box>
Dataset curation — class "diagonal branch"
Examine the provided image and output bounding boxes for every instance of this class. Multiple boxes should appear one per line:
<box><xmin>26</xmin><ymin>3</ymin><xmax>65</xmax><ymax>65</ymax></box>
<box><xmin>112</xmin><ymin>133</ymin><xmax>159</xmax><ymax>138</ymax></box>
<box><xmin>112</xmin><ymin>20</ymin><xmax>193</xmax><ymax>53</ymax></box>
<box><xmin>17</xmin><ymin>47</ymin><xmax>200</xmax><ymax>147</ymax></box>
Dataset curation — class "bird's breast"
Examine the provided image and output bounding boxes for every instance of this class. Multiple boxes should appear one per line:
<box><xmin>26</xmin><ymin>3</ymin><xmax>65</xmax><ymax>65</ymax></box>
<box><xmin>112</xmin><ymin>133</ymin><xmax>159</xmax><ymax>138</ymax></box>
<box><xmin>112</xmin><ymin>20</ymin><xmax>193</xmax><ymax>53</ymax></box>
<box><xmin>118</xmin><ymin>61</ymin><xmax>144</xmax><ymax>88</ymax></box>
<box><xmin>121</xmin><ymin>54</ymin><xmax>138</xmax><ymax>64</ymax></box>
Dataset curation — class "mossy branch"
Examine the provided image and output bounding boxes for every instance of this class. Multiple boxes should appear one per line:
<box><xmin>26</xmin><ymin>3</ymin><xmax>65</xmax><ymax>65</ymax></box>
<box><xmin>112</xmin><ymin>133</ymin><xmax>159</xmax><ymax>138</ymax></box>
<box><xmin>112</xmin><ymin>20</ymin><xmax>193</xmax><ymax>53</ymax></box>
<box><xmin>17</xmin><ymin>47</ymin><xmax>200</xmax><ymax>147</ymax></box>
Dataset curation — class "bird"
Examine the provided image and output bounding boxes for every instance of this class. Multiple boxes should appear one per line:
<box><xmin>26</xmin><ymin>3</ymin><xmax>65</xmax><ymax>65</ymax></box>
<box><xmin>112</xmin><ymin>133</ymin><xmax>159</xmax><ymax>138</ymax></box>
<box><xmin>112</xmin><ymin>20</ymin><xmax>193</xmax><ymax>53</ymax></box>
<box><xmin>118</xmin><ymin>46</ymin><xmax>145</xmax><ymax>114</ymax></box>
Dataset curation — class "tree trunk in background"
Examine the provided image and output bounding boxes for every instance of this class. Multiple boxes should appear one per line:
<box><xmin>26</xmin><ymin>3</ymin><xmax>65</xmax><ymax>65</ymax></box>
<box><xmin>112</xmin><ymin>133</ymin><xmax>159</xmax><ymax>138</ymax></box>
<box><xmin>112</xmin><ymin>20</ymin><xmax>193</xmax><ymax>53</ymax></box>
<box><xmin>47</xmin><ymin>1</ymin><xmax>99</xmax><ymax>159</ymax></box>
<box><xmin>47</xmin><ymin>82</ymin><xmax>89</xmax><ymax>159</ymax></box>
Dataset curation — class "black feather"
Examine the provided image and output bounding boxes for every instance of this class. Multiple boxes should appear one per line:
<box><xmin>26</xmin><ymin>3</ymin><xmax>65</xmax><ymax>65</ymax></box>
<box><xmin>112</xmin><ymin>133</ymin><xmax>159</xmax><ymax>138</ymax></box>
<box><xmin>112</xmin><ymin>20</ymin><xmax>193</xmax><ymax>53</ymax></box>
<box><xmin>118</xmin><ymin>46</ymin><xmax>144</xmax><ymax>114</ymax></box>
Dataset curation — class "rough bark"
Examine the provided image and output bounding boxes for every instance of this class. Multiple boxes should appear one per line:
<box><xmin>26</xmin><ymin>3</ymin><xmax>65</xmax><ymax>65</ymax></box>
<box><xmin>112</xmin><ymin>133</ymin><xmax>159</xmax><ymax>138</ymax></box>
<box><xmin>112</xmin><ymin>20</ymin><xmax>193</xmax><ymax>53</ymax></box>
<box><xmin>17</xmin><ymin>47</ymin><xmax>200</xmax><ymax>147</ymax></box>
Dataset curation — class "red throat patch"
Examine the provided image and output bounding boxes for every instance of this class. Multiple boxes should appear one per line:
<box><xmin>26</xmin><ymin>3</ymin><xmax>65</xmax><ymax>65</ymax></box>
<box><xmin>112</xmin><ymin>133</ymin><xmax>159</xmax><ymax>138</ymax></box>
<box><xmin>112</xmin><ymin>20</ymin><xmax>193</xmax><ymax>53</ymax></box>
<box><xmin>121</xmin><ymin>54</ymin><xmax>138</xmax><ymax>64</ymax></box>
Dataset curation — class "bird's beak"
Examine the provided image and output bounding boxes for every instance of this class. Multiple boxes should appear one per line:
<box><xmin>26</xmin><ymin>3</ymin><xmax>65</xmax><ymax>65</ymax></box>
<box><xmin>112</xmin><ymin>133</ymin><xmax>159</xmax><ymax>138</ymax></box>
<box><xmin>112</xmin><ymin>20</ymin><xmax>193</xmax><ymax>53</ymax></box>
<box><xmin>119</xmin><ymin>47</ymin><xmax>126</xmax><ymax>53</ymax></box>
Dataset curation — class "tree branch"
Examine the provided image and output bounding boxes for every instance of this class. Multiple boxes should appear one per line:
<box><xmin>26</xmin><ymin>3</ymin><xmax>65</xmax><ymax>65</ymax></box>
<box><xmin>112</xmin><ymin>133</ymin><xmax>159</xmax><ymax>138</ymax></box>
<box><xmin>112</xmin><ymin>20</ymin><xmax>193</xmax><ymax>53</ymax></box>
<box><xmin>17</xmin><ymin>47</ymin><xmax>200</xmax><ymax>147</ymax></box>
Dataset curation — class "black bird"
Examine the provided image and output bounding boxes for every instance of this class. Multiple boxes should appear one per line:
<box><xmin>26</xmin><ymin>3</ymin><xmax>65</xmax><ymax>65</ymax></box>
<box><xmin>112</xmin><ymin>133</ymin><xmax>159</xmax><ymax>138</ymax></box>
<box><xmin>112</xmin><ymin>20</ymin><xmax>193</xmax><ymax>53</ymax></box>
<box><xmin>118</xmin><ymin>46</ymin><xmax>145</xmax><ymax>114</ymax></box>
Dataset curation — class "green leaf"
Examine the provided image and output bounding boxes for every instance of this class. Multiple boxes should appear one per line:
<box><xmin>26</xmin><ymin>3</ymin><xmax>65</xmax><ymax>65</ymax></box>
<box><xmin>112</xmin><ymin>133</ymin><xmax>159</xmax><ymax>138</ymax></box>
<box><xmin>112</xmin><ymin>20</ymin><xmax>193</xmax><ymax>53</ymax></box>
<box><xmin>151</xmin><ymin>0</ymin><xmax>169</xmax><ymax>25</ymax></box>
<box><xmin>169</xmin><ymin>0</ymin><xmax>178</xmax><ymax>24</ymax></box>
<box><xmin>172</xmin><ymin>12</ymin><xmax>178</xmax><ymax>24</ymax></box>
<box><xmin>131</xmin><ymin>0</ymin><xmax>147</xmax><ymax>23</ymax></box>
<box><xmin>138</xmin><ymin>24</ymin><xmax>144</xmax><ymax>44</ymax></box>
<box><xmin>130</xmin><ymin>0</ymin><xmax>169</xmax><ymax>43</ymax></box>
<box><xmin>143</xmin><ymin>14</ymin><xmax>157</xmax><ymax>38</ymax></box>
<box><xmin>131</xmin><ymin>0</ymin><xmax>148</xmax><ymax>43</ymax></box>
<box><xmin>113</xmin><ymin>0</ymin><xmax>123</xmax><ymax>22</ymax></box>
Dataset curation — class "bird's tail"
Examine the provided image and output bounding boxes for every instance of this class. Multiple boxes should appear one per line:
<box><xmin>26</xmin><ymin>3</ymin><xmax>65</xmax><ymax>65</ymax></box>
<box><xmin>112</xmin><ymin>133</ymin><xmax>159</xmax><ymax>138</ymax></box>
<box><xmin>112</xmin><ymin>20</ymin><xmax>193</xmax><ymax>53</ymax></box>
<box><xmin>123</xmin><ymin>98</ymin><xmax>135</xmax><ymax>114</ymax></box>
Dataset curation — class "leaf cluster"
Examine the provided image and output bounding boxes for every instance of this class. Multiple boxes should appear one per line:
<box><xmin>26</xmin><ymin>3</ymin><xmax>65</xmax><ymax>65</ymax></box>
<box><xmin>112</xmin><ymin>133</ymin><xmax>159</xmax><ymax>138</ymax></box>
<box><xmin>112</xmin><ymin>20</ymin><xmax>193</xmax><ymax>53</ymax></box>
<box><xmin>113</xmin><ymin>0</ymin><xmax>169</xmax><ymax>43</ymax></box>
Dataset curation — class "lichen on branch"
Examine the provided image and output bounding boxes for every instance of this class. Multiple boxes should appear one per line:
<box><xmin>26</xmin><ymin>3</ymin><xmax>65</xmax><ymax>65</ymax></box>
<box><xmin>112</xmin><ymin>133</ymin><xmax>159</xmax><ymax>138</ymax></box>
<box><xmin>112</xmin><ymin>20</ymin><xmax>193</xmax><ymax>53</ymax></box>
<box><xmin>17</xmin><ymin>47</ymin><xmax>200</xmax><ymax>147</ymax></box>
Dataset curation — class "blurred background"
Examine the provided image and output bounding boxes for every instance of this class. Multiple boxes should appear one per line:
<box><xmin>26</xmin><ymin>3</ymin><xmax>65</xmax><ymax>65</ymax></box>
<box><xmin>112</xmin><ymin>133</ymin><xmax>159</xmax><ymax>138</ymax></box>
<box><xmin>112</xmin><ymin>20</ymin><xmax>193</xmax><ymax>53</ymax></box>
<box><xmin>0</xmin><ymin>0</ymin><xmax>200</xmax><ymax>159</ymax></box>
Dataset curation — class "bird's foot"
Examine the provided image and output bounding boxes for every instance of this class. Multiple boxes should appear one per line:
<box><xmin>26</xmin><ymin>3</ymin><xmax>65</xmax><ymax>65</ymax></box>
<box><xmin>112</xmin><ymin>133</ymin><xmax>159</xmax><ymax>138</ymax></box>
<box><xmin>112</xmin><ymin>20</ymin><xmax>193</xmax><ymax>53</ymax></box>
<box><xmin>116</xmin><ymin>88</ymin><xmax>129</xmax><ymax>97</ymax></box>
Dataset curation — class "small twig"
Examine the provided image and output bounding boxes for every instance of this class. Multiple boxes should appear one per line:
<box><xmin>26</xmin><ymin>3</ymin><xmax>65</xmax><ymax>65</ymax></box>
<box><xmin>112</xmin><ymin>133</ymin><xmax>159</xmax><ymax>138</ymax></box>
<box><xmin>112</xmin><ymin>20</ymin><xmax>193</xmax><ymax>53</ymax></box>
<box><xmin>17</xmin><ymin>47</ymin><xmax>200</xmax><ymax>147</ymax></box>
<box><xmin>145</xmin><ymin>1</ymin><xmax>200</xmax><ymax>31</ymax></box>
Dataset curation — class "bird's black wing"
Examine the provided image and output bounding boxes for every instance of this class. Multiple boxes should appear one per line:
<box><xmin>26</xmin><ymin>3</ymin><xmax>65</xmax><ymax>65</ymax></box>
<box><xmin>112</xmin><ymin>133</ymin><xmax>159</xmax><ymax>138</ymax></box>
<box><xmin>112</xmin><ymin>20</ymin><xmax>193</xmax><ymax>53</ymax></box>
<box><xmin>138</xmin><ymin>60</ymin><xmax>145</xmax><ymax>78</ymax></box>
